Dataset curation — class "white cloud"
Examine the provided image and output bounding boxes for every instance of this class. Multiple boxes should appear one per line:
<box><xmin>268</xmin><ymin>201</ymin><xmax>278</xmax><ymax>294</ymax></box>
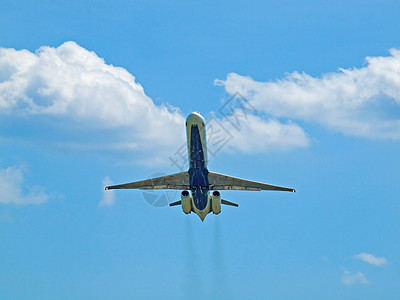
<box><xmin>354</xmin><ymin>253</ymin><xmax>388</xmax><ymax>267</ymax></box>
<box><xmin>215</xmin><ymin>49</ymin><xmax>400</xmax><ymax>139</ymax></box>
<box><xmin>0</xmin><ymin>166</ymin><xmax>49</xmax><ymax>205</ymax></box>
<box><xmin>341</xmin><ymin>270</ymin><xmax>370</xmax><ymax>285</ymax></box>
<box><xmin>0</xmin><ymin>42</ymin><xmax>185</xmax><ymax>160</ymax></box>
<box><xmin>2</xmin><ymin>43</ymin><xmax>400</xmax><ymax>162</ymax></box>
<box><xmin>0</xmin><ymin>42</ymin><xmax>309</xmax><ymax>161</ymax></box>
<box><xmin>100</xmin><ymin>177</ymin><xmax>115</xmax><ymax>207</ymax></box>
<box><xmin>218</xmin><ymin>113</ymin><xmax>309</xmax><ymax>153</ymax></box>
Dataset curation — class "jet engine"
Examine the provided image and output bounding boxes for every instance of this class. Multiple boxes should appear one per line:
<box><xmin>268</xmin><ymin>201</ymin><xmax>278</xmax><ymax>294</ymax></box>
<box><xmin>181</xmin><ymin>190</ymin><xmax>192</xmax><ymax>214</ymax></box>
<box><xmin>211</xmin><ymin>190</ymin><xmax>221</xmax><ymax>214</ymax></box>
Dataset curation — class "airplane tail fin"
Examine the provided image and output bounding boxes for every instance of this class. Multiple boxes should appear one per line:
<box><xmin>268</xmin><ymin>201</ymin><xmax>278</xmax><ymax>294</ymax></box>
<box><xmin>221</xmin><ymin>199</ymin><xmax>238</xmax><ymax>207</ymax></box>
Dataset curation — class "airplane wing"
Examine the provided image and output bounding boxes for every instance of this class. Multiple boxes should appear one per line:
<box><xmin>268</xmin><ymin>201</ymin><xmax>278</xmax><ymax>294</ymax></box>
<box><xmin>105</xmin><ymin>171</ymin><xmax>190</xmax><ymax>190</ymax></box>
<box><xmin>208</xmin><ymin>172</ymin><xmax>295</xmax><ymax>192</ymax></box>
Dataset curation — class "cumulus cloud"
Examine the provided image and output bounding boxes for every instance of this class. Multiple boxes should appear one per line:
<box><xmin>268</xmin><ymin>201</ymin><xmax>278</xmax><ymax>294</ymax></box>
<box><xmin>341</xmin><ymin>270</ymin><xmax>370</xmax><ymax>285</ymax></box>
<box><xmin>218</xmin><ymin>113</ymin><xmax>309</xmax><ymax>153</ymax></box>
<box><xmin>354</xmin><ymin>253</ymin><xmax>388</xmax><ymax>266</ymax></box>
<box><xmin>0</xmin><ymin>42</ymin><xmax>309</xmax><ymax>161</ymax></box>
<box><xmin>99</xmin><ymin>177</ymin><xmax>115</xmax><ymax>207</ymax></box>
<box><xmin>2</xmin><ymin>43</ymin><xmax>400</xmax><ymax>162</ymax></box>
<box><xmin>0</xmin><ymin>166</ymin><xmax>49</xmax><ymax>205</ymax></box>
<box><xmin>215</xmin><ymin>49</ymin><xmax>400</xmax><ymax>139</ymax></box>
<box><xmin>0</xmin><ymin>42</ymin><xmax>185</xmax><ymax>159</ymax></box>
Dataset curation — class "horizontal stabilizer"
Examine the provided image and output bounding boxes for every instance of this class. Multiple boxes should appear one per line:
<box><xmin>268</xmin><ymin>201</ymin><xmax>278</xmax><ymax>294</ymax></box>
<box><xmin>169</xmin><ymin>200</ymin><xmax>182</xmax><ymax>207</ymax></box>
<box><xmin>221</xmin><ymin>199</ymin><xmax>239</xmax><ymax>207</ymax></box>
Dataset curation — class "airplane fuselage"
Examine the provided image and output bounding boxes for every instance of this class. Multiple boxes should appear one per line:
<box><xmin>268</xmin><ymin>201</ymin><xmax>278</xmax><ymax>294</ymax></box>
<box><xmin>186</xmin><ymin>112</ymin><xmax>211</xmax><ymax>221</ymax></box>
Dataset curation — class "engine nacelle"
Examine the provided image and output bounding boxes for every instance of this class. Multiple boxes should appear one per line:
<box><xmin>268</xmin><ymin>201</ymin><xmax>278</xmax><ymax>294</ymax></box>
<box><xmin>181</xmin><ymin>190</ymin><xmax>192</xmax><ymax>214</ymax></box>
<box><xmin>211</xmin><ymin>190</ymin><xmax>221</xmax><ymax>214</ymax></box>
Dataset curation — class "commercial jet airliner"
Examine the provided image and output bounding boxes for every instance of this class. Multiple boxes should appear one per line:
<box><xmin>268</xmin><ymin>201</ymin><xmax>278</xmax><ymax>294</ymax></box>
<box><xmin>105</xmin><ymin>112</ymin><xmax>295</xmax><ymax>221</ymax></box>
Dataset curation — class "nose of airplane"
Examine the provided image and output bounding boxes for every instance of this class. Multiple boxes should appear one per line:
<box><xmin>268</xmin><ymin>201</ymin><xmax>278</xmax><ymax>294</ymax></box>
<box><xmin>186</xmin><ymin>112</ymin><xmax>205</xmax><ymax>125</ymax></box>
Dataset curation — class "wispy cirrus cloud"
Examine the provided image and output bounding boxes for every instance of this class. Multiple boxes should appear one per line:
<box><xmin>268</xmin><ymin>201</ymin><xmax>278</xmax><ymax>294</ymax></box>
<box><xmin>354</xmin><ymin>253</ymin><xmax>388</xmax><ymax>267</ymax></box>
<box><xmin>0</xmin><ymin>165</ymin><xmax>49</xmax><ymax>205</ymax></box>
<box><xmin>341</xmin><ymin>270</ymin><xmax>370</xmax><ymax>285</ymax></box>
<box><xmin>215</xmin><ymin>49</ymin><xmax>400</xmax><ymax>140</ymax></box>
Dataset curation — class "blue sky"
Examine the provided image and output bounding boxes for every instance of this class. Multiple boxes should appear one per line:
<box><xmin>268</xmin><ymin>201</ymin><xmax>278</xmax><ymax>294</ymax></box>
<box><xmin>1</xmin><ymin>0</ymin><xmax>400</xmax><ymax>299</ymax></box>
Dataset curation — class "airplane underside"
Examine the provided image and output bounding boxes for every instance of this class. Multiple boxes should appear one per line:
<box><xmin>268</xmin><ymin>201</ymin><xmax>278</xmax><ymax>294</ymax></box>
<box><xmin>105</xmin><ymin>112</ymin><xmax>295</xmax><ymax>221</ymax></box>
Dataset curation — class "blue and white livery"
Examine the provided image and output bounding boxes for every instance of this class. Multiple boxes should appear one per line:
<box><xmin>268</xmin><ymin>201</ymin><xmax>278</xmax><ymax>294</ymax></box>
<box><xmin>105</xmin><ymin>112</ymin><xmax>295</xmax><ymax>221</ymax></box>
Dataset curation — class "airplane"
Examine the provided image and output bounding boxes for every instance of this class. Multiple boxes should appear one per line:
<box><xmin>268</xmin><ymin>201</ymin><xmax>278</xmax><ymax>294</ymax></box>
<box><xmin>105</xmin><ymin>112</ymin><xmax>295</xmax><ymax>221</ymax></box>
